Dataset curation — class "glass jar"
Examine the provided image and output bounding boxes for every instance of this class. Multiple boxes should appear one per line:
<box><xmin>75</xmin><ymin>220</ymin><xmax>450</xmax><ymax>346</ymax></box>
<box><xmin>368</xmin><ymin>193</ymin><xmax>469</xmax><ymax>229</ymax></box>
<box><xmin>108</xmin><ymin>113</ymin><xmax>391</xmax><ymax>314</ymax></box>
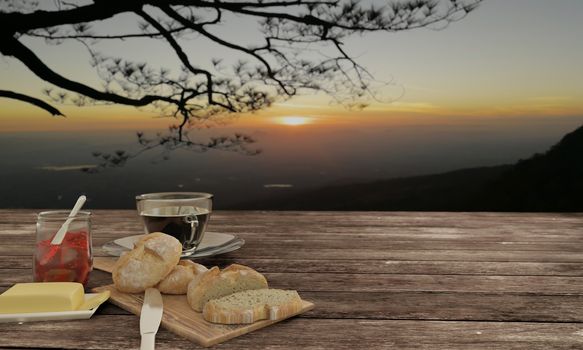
<box><xmin>33</xmin><ymin>211</ymin><xmax>93</xmax><ymax>285</ymax></box>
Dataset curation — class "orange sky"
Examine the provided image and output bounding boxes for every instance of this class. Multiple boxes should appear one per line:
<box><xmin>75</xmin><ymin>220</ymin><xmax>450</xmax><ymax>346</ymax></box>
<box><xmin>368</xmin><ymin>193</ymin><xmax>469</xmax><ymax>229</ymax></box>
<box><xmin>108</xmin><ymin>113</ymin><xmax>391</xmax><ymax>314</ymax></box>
<box><xmin>2</xmin><ymin>94</ymin><xmax>582</xmax><ymax>133</ymax></box>
<box><xmin>1</xmin><ymin>0</ymin><xmax>583</xmax><ymax>133</ymax></box>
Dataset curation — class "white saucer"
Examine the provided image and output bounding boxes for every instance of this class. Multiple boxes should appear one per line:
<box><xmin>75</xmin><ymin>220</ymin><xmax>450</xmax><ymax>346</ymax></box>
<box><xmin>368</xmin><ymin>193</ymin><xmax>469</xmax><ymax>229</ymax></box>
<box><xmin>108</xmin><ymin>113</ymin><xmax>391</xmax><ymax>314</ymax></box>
<box><xmin>102</xmin><ymin>232</ymin><xmax>244</xmax><ymax>259</ymax></box>
<box><xmin>0</xmin><ymin>294</ymin><xmax>106</xmax><ymax>323</ymax></box>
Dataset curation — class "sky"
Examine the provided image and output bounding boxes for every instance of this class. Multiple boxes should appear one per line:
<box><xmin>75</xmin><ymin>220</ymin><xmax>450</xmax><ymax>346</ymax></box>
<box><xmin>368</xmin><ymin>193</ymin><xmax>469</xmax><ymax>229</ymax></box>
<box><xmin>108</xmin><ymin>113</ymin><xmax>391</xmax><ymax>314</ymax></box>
<box><xmin>0</xmin><ymin>0</ymin><xmax>583</xmax><ymax>131</ymax></box>
<box><xmin>1</xmin><ymin>0</ymin><xmax>583</xmax><ymax>208</ymax></box>
<box><xmin>1</xmin><ymin>0</ymin><xmax>582</xmax><ymax>131</ymax></box>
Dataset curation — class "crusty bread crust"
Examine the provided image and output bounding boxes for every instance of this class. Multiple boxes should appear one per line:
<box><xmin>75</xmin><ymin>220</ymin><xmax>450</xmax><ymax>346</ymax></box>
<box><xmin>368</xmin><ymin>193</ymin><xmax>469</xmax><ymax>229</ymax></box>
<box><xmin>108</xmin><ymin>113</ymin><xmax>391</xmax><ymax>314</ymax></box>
<box><xmin>157</xmin><ymin>260</ymin><xmax>208</xmax><ymax>295</ymax></box>
<box><xmin>221</xmin><ymin>264</ymin><xmax>253</xmax><ymax>273</ymax></box>
<box><xmin>202</xmin><ymin>289</ymin><xmax>303</xmax><ymax>324</ymax></box>
<box><xmin>187</xmin><ymin>264</ymin><xmax>268</xmax><ymax>312</ymax></box>
<box><xmin>112</xmin><ymin>232</ymin><xmax>182</xmax><ymax>293</ymax></box>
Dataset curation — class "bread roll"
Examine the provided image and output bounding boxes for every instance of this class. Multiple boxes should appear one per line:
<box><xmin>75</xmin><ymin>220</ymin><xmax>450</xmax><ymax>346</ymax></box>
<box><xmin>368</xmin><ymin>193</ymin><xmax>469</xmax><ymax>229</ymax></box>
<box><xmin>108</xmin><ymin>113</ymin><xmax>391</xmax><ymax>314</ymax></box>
<box><xmin>112</xmin><ymin>232</ymin><xmax>182</xmax><ymax>293</ymax></box>
<box><xmin>187</xmin><ymin>264</ymin><xmax>268</xmax><ymax>312</ymax></box>
<box><xmin>203</xmin><ymin>289</ymin><xmax>303</xmax><ymax>324</ymax></box>
<box><xmin>157</xmin><ymin>260</ymin><xmax>208</xmax><ymax>295</ymax></box>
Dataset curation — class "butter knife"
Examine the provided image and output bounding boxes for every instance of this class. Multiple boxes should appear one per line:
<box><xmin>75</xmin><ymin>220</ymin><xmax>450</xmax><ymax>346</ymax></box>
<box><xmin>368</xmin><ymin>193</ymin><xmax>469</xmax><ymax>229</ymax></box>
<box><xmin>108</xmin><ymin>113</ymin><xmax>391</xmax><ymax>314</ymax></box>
<box><xmin>140</xmin><ymin>288</ymin><xmax>163</xmax><ymax>350</ymax></box>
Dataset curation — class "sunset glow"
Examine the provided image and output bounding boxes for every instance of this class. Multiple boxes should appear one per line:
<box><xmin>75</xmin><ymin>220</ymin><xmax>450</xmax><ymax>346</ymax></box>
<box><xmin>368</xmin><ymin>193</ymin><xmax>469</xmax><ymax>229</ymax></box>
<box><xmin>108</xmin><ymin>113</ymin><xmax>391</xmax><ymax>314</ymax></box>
<box><xmin>276</xmin><ymin>116</ymin><xmax>313</xmax><ymax>126</ymax></box>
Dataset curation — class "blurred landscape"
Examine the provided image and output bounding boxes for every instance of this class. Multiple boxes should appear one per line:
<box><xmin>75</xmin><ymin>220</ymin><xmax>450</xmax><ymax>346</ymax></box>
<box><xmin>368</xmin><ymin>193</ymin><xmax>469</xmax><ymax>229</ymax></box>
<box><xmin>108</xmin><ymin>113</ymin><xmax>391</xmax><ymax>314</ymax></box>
<box><xmin>246</xmin><ymin>123</ymin><xmax>583</xmax><ymax>211</ymax></box>
<box><xmin>1</xmin><ymin>116</ymin><xmax>582</xmax><ymax>211</ymax></box>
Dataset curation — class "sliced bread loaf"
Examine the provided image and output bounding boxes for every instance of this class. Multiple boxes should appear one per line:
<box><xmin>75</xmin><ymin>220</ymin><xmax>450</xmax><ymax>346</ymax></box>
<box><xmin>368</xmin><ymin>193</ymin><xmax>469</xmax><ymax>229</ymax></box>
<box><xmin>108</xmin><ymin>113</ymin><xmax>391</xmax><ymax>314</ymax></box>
<box><xmin>203</xmin><ymin>289</ymin><xmax>303</xmax><ymax>324</ymax></box>
<box><xmin>187</xmin><ymin>264</ymin><xmax>268</xmax><ymax>312</ymax></box>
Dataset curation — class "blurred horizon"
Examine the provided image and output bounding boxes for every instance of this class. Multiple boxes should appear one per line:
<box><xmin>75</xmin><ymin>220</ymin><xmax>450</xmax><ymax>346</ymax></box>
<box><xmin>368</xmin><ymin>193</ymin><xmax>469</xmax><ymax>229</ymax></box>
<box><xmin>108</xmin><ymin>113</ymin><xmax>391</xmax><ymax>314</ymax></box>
<box><xmin>2</xmin><ymin>114</ymin><xmax>582</xmax><ymax>209</ymax></box>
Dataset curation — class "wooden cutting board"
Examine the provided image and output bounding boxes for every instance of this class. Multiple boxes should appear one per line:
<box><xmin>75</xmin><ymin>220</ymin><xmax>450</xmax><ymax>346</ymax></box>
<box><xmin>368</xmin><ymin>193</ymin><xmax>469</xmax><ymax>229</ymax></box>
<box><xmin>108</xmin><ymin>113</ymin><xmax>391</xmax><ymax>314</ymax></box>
<box><xmin>92</xmin><ymin>257</ymin><xmax>315</xmax><ymax>347</ymax></box>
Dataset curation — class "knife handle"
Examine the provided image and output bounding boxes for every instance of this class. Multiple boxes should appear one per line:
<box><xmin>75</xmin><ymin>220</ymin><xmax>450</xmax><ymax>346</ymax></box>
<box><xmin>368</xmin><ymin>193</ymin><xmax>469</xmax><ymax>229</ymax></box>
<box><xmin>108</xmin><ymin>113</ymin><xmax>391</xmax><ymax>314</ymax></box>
<box><xmin>140</xmin><ymin>333</ymin><xmax>156</xmax><ymax>350</ymax></box>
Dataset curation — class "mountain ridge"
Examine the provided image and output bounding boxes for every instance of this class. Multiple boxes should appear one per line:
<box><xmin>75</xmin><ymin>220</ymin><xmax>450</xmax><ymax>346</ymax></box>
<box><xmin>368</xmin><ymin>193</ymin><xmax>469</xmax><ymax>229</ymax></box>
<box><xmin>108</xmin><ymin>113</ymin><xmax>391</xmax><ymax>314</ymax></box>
<box><xmin>239</xmin><ymin>124</ymin><xmax>583</xmax><ymax>212</ymax></box>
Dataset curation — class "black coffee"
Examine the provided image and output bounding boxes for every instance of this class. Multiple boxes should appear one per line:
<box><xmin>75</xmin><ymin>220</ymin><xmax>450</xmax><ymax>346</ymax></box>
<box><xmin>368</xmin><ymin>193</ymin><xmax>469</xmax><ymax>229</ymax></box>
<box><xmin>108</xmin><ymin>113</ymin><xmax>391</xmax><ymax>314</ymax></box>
<box><xmin>140</xmin><ymin>206</ymin><xmax>210</xmax><ymax>251</ymax></box>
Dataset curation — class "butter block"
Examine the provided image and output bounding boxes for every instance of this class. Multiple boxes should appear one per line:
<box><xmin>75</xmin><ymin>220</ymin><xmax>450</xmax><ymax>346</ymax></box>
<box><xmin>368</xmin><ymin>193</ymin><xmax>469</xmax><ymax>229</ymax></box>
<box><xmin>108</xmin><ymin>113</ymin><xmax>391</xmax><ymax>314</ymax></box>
<box><xmin>0</xmin><ymin>282</ymin><xmax>84</xmax><ymax>314</ymax></box>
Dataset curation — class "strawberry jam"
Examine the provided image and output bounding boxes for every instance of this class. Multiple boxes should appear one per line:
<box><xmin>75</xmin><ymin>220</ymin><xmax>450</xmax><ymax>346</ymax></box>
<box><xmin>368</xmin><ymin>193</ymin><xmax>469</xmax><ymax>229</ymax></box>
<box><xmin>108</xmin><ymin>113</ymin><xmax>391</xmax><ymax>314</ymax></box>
<box><xmin>34</xmin><ymin>230</ymin><xmax>92</xmax><ymax>285</ymax></box>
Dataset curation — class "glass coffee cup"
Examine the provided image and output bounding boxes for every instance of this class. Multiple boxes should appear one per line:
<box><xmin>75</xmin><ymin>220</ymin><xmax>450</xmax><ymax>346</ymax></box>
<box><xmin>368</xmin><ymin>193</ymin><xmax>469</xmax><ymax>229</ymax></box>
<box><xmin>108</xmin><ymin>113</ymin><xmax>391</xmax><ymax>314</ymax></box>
<box><xmin>34</xmin><ymin>210</ymin><xmax>93</xmax><ymax>285</ymax></box>
<box><xmin>136</xmin><ymin>192</ymin><xmax>213</xmax><ymax>256</ymax></box>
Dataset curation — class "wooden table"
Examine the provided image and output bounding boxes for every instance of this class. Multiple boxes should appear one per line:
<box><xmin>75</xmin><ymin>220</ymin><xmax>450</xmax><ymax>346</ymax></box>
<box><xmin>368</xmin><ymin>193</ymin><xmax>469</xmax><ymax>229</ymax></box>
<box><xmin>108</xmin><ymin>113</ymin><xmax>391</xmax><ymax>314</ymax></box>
<box><xmin>1</xmin><ymin>210</ymin><xmax>583</xmax><ymax>349</ymax></box>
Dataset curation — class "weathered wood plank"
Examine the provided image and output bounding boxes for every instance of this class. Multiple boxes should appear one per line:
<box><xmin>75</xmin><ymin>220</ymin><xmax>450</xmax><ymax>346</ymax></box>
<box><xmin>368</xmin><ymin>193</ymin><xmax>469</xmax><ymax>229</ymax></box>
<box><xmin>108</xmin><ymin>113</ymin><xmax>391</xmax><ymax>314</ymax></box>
<box><xmin>1</xmin><ymin>317</ymin><xmax>583</xmax><ymax>350</ymax></box>
<box><xmin>193</xmin><ymin>239</ymin><xmax>583</xmax><ymax>251</ymax></box>
<box><xmin>6</xmin><ymin>234</ymin><xmax>583</xmax><ymax>252</ymax></box>
<box><xmin>88</xmin><ymin>291</ymin><xmax>583</xmax><ymax>322</ymax></box>
<box><xmin>4</xmin><ymin>269</ymin><xmax>583</xmax><ymax>295</ymax></box>
<box><xmin>4</xmin><ymin>256</ymin><xmax>583</xmax><ymax>276</ymax></box>
<box><xmin>3</xmin><ymin>285</ymin><xmax>581</xmax><ymax>323</ymax></box>
<box><xmin>2</xmin><ymin>210</ymin><xmax>582</xmax><ymax>237</ymax></box>
<box><xmin>6</xmin><ymin>235</ymin><xmax>583</xmax><ymax>258</ymax></box>
<box><xmin>3</xmin><ymin>228</ymin><xmax>582</xmax><ymax>245</ymax></box>
<box><xmin>109</xmin><ymin>248</ymin><xmax>583</xmax><ymax>262</ymax></box>
<box><xmin>298</xmin><ymin>291</ymin><xmax>583</xmax><ymax>322</ymax></box>
<box><xmin>3</xmin><ymin>245</ymin><xmax>583</xmax><ymax>263</ymax></box>
<box><xmin>262</xmin><ymin>272</ymin><xmax>583</xmax><ymax>294</ymax></box>
<box><xmin>198</xmin><ymin>258</ymin><xmax>583</xmax><ymax>276</ymax></box>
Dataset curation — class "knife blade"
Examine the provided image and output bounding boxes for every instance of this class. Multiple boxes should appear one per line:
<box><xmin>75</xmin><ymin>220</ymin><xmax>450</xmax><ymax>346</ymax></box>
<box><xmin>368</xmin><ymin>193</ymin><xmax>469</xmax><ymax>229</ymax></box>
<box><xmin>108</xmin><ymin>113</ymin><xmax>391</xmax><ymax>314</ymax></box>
<box><xmin>140</xmin><ymin>288</ymin><xmax>163</xmax><ymax>350</ymax></box>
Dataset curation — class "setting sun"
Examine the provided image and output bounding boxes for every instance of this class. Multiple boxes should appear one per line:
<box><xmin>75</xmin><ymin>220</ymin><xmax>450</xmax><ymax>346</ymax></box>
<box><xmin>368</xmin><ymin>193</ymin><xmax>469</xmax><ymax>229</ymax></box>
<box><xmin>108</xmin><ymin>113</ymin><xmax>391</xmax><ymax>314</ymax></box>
<box><xmin>276</xmin><ymin>116</ymin><xmax>312</xmax><ymax>126</ymax></box>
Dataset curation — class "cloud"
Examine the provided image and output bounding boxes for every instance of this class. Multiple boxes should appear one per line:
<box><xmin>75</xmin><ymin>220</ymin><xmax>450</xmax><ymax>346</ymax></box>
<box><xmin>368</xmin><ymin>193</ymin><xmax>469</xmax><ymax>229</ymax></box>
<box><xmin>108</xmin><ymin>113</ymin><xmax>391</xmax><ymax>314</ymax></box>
<box><xmin>527</xmin><ymin>96</ymin><xmax>572</xmax><ymax>103</ymax></box>
<box><xmin>38</xmin><ymin>165</ymin><xmax>97</xmax><ymax>171</ymax></box>
<box><xmin>273</xmin><ymin>102</ymin><xmax>327</xmax><ymax>109</ymax></box>
<box><xmin>481</xmin><ymin>96</ymin><xmax>580</xmax><ymax>117</ymax></box>
<box><xmin>368</xmin><ymin>101</ymin><xmax>442</xmax><ymax>114</ymax></box>
<box><xmin>264</xmin><ymin>184</ymin><xmax>294</xmax><ymax>188</ymax></box>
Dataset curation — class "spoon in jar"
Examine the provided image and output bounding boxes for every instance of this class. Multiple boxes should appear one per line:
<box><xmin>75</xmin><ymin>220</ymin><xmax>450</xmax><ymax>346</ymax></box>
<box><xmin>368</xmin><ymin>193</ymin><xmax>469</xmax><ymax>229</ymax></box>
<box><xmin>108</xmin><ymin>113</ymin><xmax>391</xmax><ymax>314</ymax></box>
<box><xmin>50</xmin><ymin>195</ymin><xmax>87</xmax><ymax>245</ymax></box>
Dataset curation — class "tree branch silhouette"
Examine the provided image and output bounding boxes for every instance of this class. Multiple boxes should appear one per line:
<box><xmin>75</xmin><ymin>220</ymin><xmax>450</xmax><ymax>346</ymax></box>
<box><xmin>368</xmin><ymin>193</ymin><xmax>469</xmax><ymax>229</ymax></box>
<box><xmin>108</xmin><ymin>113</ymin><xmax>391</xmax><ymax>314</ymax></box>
<box><xmin>1</xmin><ymin>37</ymin><xmax>177</xmax><ymax>106</ymax></box>
<box><xmin>0</xmin><ymin>0</ymin><xmax>482</xmax><ymax>170</ymax></box>
<box><xmin>0</xmin><ymin>89</ymin><xmax>64</xmax><ymax>116</ymax></box>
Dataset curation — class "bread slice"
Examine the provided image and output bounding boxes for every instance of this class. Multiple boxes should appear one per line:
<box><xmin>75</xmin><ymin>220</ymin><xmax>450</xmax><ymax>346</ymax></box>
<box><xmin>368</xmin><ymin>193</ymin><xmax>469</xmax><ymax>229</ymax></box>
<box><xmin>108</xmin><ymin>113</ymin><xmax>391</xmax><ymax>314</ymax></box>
<box><xmin>187</xmin><ymin>264</ymin><xmax>268</xmax><ymax>312</ymax></box>
<box><xmin>203</xmin><ymin>289</ymin><xmax>303</xmax><ymax>324</ymax></box>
